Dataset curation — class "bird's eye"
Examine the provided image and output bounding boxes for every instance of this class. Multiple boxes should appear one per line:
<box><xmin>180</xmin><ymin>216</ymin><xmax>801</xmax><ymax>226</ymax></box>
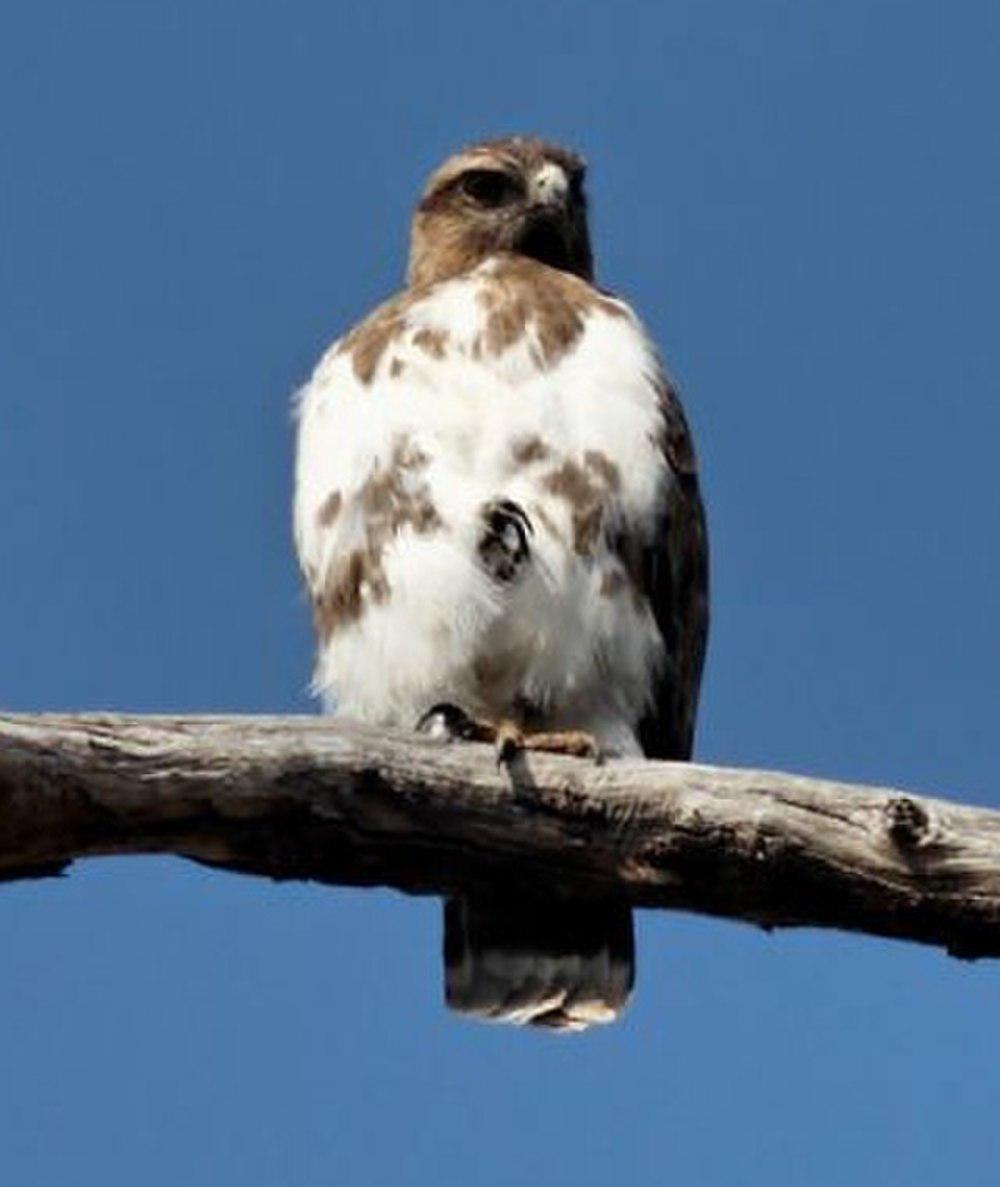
<box><xmin>459</xmin><ymin>169</ymin><xmax>517</xmax><ymax>207</ymax></box>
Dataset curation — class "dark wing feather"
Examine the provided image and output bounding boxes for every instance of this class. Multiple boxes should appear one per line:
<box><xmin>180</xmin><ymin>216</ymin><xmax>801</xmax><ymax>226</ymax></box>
<box><xmin>635</xmin><ymin>374</ymin><xmax>710</xmax><ymax>762</ymax></box>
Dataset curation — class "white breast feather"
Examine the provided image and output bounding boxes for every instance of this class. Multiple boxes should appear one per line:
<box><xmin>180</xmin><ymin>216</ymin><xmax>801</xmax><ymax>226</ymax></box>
<box><xmin>294</xmin><ymin>261</ymin><xmax>671</xmax><ymax>755</ymax></box>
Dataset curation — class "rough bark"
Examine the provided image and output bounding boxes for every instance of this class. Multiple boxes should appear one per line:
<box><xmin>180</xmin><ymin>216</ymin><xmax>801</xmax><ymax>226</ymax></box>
<box><xmin>1</xmin><ymin>712</ymin><xmax>998</xmax><ymax>958</ymax></box>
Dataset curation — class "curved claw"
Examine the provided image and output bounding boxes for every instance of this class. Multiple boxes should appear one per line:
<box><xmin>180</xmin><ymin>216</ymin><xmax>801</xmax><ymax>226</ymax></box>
<box><xmin>416</xmin><ymin>703</ymin><xmax>481</xmax><ymax>742</ymax></box>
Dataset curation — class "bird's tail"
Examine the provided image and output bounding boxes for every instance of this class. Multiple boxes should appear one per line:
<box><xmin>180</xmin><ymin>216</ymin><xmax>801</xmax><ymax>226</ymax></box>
<box><xmin>443</xmin><ymin>895</ymin><xmax>634</xmax><ymax>1032</ymax></box>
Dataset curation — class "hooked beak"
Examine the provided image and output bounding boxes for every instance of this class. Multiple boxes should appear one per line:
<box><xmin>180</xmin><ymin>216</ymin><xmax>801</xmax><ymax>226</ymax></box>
<box><xmin>527</xmin><ymin>164</ymin><xmax>570</xmax><ymax>210</ymax></box>
<box><xmin>516</xmin><ymin>164</ymin><xmax>579</xmax><ymax>272</ymax></box>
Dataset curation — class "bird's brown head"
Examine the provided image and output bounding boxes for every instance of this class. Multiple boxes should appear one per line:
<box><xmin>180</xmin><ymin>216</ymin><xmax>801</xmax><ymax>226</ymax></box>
<box><xmin>407</xmin><ymin>136</ymin><xmax>593</xmax><ymax>289</ymax></box>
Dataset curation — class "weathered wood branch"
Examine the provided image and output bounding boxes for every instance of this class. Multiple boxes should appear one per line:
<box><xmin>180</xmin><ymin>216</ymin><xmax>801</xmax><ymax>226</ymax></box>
<box><xmin>1</xmin><ymin>712</ymin><xmax>998</xmax><ymax>958</ymax></box>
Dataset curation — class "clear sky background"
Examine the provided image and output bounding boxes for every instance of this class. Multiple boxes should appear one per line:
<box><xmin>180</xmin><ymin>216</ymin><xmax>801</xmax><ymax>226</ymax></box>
<box><xmin>2</xmin><ymin>1</ymin><xmax>998</xmax><ymax>1184</ymax></box>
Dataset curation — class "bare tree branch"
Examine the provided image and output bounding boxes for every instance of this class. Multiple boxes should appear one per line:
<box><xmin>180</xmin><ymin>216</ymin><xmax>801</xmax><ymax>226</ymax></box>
<box><xmin>1</xmin><ymin>712</ymin><xmax>998</xmax><ymax>958</ymax></box>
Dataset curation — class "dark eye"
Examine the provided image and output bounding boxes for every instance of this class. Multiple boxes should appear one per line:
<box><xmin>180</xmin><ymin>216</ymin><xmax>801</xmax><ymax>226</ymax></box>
<box><xmin>459</xmin><ymin>169</ymin><xmax>518</xmax><ymax>207</ymax></box>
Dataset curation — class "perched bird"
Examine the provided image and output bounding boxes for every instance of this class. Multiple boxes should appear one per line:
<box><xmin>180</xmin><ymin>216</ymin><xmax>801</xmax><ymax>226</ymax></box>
<box><xmin>294</xmin><ymin>136</ymin><xmax>709</xmax><ymax>1030</ymax></box>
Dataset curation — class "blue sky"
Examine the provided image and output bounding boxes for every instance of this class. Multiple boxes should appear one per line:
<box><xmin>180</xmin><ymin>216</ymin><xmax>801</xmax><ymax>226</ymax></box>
<box><xmin>2</xmin><ymin>2</ymin><xmax>998</xmax><ymax>1184</ymax></box>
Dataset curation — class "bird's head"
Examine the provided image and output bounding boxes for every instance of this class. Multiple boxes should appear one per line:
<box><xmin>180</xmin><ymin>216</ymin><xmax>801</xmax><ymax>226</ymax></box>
<box><xmin>407</xmin><ymin>136</ymin><xmax>593</xmax><ymax>289</ymax></box>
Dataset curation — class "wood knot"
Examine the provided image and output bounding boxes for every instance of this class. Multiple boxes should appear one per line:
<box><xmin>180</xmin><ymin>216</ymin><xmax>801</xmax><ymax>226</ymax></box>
<box><xmin>884</xmin><ymin>796</ymin><xmax>931</xmax><ymax>847</ymax></box>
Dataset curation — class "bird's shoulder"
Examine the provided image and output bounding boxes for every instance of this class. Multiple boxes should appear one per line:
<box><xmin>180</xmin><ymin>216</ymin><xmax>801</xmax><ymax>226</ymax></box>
<box><xmin>305</xmin><ymin>254</ymin><xmax>656</xmax><ymax>396</ymax></box>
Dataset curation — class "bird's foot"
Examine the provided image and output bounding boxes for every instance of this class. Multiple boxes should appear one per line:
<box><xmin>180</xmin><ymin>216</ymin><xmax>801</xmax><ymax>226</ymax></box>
<box><xmin>416</xmin><ymin>702</ymin><xmax>494</xmax><ymax>743</ymax></box>
<box><xmin>478</xmin><ymin>499</ymin><xmax>533</xmax><ymax>583</ymax></box>
<box><xmin>416</xmin><ymin>704</ymin><xmax>602</xmax><ymax>766</ymax></box>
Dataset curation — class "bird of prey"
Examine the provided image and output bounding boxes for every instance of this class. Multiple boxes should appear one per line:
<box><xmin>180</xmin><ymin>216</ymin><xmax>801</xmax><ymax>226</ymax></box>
<box><xmin>294</xmin><ymin>136</ymin><xmax>709</xmax><ymax>1030</ymax></box>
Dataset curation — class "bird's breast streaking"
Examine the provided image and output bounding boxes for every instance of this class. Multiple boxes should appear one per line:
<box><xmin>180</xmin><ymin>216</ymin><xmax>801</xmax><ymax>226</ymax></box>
<box><xmin>295</xmin><ymin>251</ymin><xmax>690</xmax><ymax>756</ymax></box>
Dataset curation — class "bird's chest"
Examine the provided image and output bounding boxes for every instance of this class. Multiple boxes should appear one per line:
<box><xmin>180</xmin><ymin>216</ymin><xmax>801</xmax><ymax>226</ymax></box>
<box><xmin>371</xmin><ymin>263</ymin><xmax>669</xmax><ymax>532</ymax></box>
<box><xmin>409</xmin><ymin>377</ymin><xmax>667</xmax><ymax>559</ymax></box>
<box><xmin>299</xmin><ymin>266</ymin><xmax>674</xmax><ymax>734</ymax></box>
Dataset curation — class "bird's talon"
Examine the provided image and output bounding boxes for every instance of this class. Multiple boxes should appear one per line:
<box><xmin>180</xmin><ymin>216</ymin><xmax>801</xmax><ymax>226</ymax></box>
<box><xmin>495</xmin><ymin>722</ymin><xmax>524</xmax><ymax>766</ymax></box>
<box><xmin>416</xmin><ymin>703</ymin><xmax>479</xmax><ymax>742</ymax></box>
<box><xmin>497</xmin><ymin>740</ymin><xmax>518</xmax><ymax>767</ymax></box>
